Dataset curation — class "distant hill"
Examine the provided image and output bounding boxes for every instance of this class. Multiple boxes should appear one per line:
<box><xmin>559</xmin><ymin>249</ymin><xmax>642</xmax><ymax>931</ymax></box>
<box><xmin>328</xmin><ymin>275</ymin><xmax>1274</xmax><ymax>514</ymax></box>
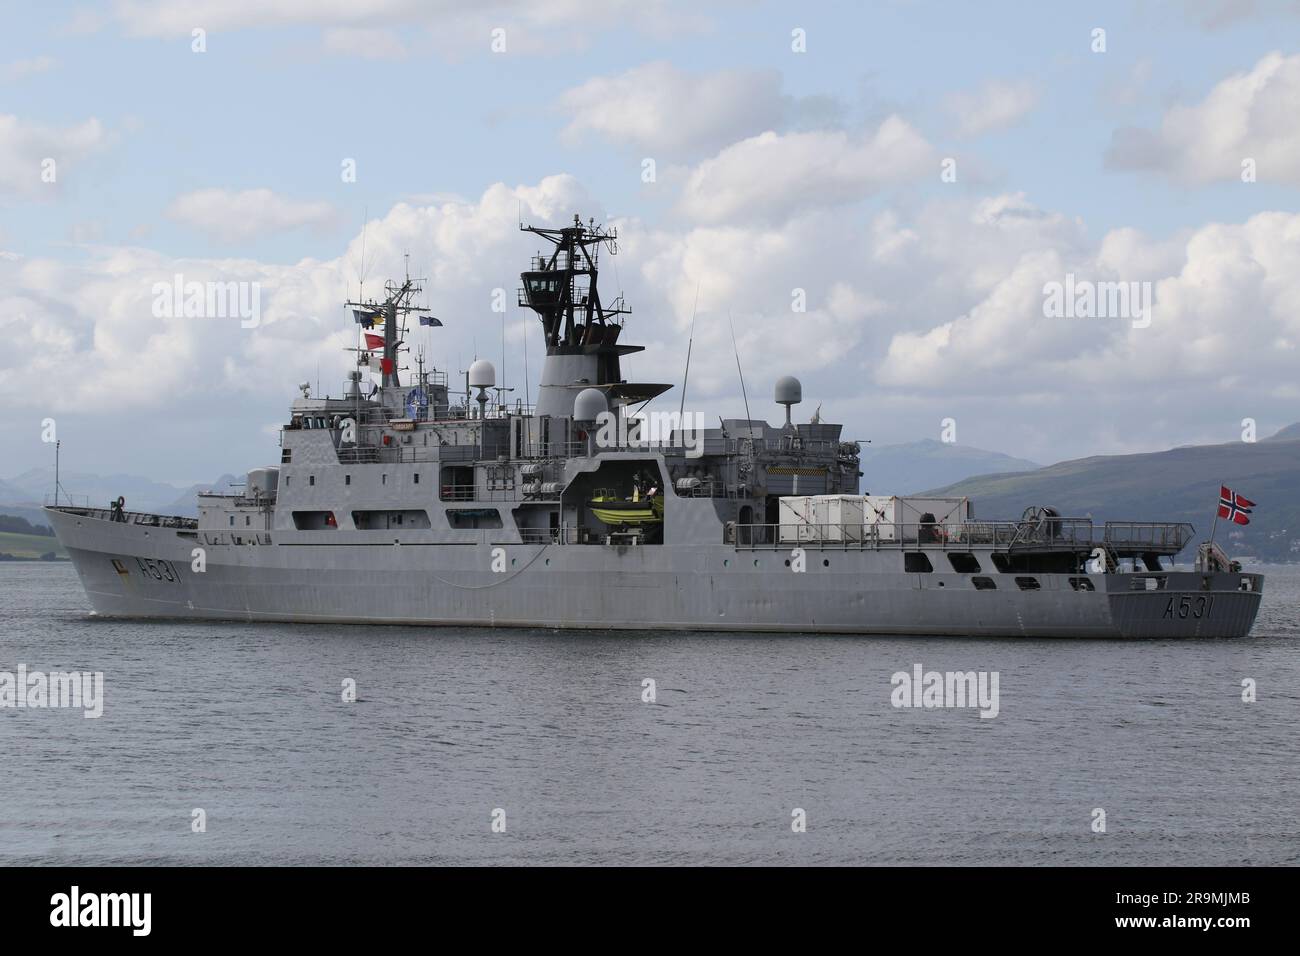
<box><xmin>0</xmin><ymin>507</ymin><xmax>53</xmax><ymax>530</ymax></box>
<box><xmin>1265</xmin><ymin>422</ymin><xmax>1300</xmax><ymax>442</ymax></box>
<box><xmin>860</xmin><ymin>439</ymin><xmax>1039</xmax><ymax>495</ymax></box>
<box><xmin>0</xmin><ymin>477</ymin><xmax>30</xmax><ymax>503</ymax></box>
<box><xmin>0</xmin><ymin>515</ymin><xmax>54</xmax><ymax>537</ymax></box>
<box><xmin>924</xmin><ymin>431</ymin><xmax>1300</xmax><ymax>562</ymax></box>
<box><xmin>0</xmin><ymin>530</ymin><xmax>66</xmax><ymax>561</ymax></box>
<box><xmin>3</xmin><ymin>468</ymin><xmax>192</xmax><ymax>512</ymax></box>
<box><xmin>0</xmin><ymin>470</ymin><xmax>240</xmax><ymax>517</ymax></box>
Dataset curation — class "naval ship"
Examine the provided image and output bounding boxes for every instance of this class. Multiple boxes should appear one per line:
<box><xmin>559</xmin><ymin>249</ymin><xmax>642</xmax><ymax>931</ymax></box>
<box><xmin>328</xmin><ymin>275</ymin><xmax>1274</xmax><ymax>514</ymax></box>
<box><xmin>46</xmin><ymin>216</ymin><xmax>1263</xmax><ymax>637</ymax></box>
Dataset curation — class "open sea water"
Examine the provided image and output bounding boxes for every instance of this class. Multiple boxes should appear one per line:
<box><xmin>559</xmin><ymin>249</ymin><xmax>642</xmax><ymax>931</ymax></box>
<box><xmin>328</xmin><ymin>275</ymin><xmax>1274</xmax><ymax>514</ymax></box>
<box><xmin>1</xmin><ymin>562</ymin><xmax>1296</xmax><ymax>865</ymax></box>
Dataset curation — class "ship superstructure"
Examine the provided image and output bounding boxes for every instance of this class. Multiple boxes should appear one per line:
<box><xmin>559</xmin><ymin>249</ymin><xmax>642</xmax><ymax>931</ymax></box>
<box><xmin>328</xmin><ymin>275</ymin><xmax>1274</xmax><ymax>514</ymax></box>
<box><xmin>44</xmin><ymin>216</ymin><xmax>1263</xmax><ymax>637</ymax></box>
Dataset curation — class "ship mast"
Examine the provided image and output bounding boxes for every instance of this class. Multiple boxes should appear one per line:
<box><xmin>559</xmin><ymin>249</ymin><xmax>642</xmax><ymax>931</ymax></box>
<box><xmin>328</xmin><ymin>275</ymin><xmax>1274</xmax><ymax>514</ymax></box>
<box><xmin>519</xmin><ymin>214</ymin><xmax>669</xmax><ymax>418</ymax></box>
<box><xmin>345</xmin><ymin>260</ymin><xmax>426</xmax><ymax>389</ymax></box>
<box><xmin>519</xmin><ymin>214</ymin><xmax>629</xmax><ymax>353</ymax></box>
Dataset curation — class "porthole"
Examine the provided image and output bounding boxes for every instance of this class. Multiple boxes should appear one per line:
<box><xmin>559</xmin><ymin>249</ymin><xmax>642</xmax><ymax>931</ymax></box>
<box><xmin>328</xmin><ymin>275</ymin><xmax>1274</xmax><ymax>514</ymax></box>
<box><xmin>823</xmin><ymin>559</ymin><xmax>830</xmax><ymax>567</ymax></box>
<box><xmin>723</xmin><ymin>559</ymin><xmax>730</xmax><ymax>567</ymax></box>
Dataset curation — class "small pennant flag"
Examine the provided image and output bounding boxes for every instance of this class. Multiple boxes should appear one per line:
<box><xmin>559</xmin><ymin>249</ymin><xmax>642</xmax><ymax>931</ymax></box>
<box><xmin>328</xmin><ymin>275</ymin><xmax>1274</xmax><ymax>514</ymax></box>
<box><xmin>1218</xmin><ymin>485</ymin><xmax>1256</xmax><ymax>525</ymax></box>
<box><xmin>419</xmin><ymin>315</ymin><xmax>442</xmax><ymax>327</ymax></box>
<box><xmin>364</xmin><ymin>332</ymin><xmax>384</xmax><ymax>350</ymax></box>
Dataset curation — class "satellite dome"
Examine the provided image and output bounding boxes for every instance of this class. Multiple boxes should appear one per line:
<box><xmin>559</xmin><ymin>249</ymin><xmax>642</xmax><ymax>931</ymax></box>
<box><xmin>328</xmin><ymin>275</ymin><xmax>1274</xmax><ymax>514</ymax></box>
<box><xmin>774</xmin><ymin>375</ymin><xmax>802</xmax><ymax>406</ymax></box>
<box><xmin>468</xmin><ymin>359</ymin><xmax>496</xmax><ymax>389</ymax></box>
<box><xmin>573</xmin><ymin>387</ymin><xmax>608</xmax><ymax>422</ymax></box>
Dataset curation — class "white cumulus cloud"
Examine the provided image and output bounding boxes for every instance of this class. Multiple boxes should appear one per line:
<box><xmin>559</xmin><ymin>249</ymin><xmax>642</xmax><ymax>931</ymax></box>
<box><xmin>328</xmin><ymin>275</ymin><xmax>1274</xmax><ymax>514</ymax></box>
<box><xmin>1107</xmin><ymin>51</ymin><xmax>1300</xmax><ymax>185</ymax></box>
<box><xmin>676</xmin><ymin>119</ymin><xmax>934</xmax><ymax>224</ymax></box>
<box><xmin>0</xmin><ymin>114</ymin><xmax>109</xmax><ymax>198</ymax></box>
<box><xmin>559</xmin><ymin>61</ymin><xmax>786</xmax><ymax>155</ymax></box>
<box><xmin>946</xmin><ymin>79</ymin><xmax>1040</xmax><ymax>138</ymax></box>
<box><xmin>165</xmin><ymin>188</ymin><xmax>339</xmax><ymax>243</ymax></box>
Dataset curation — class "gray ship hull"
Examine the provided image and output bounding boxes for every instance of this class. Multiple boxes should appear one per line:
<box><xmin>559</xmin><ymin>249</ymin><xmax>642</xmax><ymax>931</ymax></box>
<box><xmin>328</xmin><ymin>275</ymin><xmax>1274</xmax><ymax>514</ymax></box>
<box><xmin>46</xmin><ymin>507</ymin><xmax>1263</xmax><ymax>638</ymax></box>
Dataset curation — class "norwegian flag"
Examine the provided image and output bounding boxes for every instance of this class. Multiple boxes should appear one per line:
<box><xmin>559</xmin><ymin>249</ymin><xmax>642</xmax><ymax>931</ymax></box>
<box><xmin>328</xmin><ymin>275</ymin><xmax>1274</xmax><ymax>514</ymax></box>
<box><xmin>1218</xmin><ymin>485</ymin><xmax>1256</xmax><ymax>525</ymax></box>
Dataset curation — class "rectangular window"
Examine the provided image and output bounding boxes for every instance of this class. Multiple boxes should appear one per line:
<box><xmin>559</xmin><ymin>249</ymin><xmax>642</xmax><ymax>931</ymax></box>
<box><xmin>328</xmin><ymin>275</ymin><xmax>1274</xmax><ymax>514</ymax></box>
<box><xmin>382</xmin><ymin>474</ymin><xmax>387</xmax><ymax>486</ymax></box>
<box><xmin>972</xmin><ymin>576</ymin><xmax>997</xmax><ymax>590</ymax></box>
<box><xmin>351</xmin><ymin>510</ymin><xmax>431</xmax><ymax>530</ymax></box>
<box><xmin>245</xmin><ymin>515</ymin><xmax>250</xmax><ymax>526</ymax></box>
<box><xmin>447</xmin><ymin>508</ymin><xmax>503</xmax><ymax>530</ymax></box>
<box><xmin>1015</xmin><ymin>576</ymin><xmax>1041</xmax><ymax>591</ymax></box>
<box><xmin>947</xmin><ymin>552</ymin><xmax>981</xmax><ymax>574</ymax></box>
<box><xmin>229</xmin><ymin>515</ymin><xmax>234</xmax><ymax>527</ymax></box>
<box><xmin>345</xmin><ymin>475</ymin><xmax>351</xmax><ymax>486</ymax></box>
<box><xmin>291</xmin><ymin>511</ymin><xmax>338</xmax><ymax>530</ymax></box>
<box><xmin>309</xmin><ymin>475</ymin><xmax>315</xmax><ymax>486</ymax></box>
<box><xmin>904</xmin><ymin>553</ymin><xmax>933</xmax><ymax>573</ymax></box>
<box><xmin>413</xmin><ymin>473</ymin><xmax>420</xmax><ymax>484</ymax></box>
<box><xmin>440</xmin><ymin>466</ymin><xmax>474</xmax><ymax>501</ymax></box>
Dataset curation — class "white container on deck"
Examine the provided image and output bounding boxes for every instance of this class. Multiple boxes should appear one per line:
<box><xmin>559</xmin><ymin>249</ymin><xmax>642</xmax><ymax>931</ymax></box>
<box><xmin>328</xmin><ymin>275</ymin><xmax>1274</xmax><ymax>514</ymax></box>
<box><xmin>779</xmin><ymin>494</ymin><xmax>865</xmax><ymax>542</ymax></box>
<box><xmin>813</xmin><ymin>494</ymin><xmax>864</xmax><ymax>541</ymax></box>
<box><xmin>863</xmin><ymin>495</ymin><xmax>970</xmax><ymax>542</ymax></box>
<box><xmin>778</xmin><ymin>495</ymin><xmax>818</xmax><ymax>543</ymax></box>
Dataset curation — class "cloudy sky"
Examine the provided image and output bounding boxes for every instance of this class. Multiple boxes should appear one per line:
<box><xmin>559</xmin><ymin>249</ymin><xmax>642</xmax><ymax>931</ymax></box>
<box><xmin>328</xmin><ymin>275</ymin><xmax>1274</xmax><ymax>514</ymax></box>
<box><xmin>2</xmin><ymin>0</ymin><xmax>1299</xmax><ymax>485</ymax></box>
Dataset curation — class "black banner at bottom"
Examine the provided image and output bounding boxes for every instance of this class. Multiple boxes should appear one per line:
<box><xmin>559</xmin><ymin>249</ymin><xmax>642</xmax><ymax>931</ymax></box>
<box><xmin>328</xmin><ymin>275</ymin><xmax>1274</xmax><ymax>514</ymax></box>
<box><xmin>0</xmin><ymin>866</ymin><xmax>1281</xmax><ymax>942</ymax></box>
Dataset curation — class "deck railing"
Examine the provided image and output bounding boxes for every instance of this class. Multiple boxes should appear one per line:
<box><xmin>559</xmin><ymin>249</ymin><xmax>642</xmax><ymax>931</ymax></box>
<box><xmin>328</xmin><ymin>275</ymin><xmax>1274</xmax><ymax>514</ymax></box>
<box><xmin>733</xmin><ymin>519</ymin><xmax>1194</xmax><ymax>553</ymax></box>
<box><xmin>46</xmin><ymin>505</ymin><xmax>199</xmax><ymax>530</ymax></box>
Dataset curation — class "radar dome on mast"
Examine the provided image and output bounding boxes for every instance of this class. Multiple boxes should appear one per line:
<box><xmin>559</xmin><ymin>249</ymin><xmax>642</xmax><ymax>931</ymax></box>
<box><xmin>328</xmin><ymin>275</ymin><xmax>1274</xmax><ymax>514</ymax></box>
<box><xmin>468</xmin><ymin>359</ymin><xmax>496</xmax><ymax>419</ymax></box>
<box><xmin>573</xmin><ymin>387</ymin><xmax>608</xmax><ymax>422</ymax></box>
<box><xmin>468</xmin><ymin>360</ymin><xmax>496</xmax><ymax>389</ymax></box>
<box><xmin>775</xmin><ymin>375</ymin><xmax>802</xmax><ymax>426</ymax></box>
